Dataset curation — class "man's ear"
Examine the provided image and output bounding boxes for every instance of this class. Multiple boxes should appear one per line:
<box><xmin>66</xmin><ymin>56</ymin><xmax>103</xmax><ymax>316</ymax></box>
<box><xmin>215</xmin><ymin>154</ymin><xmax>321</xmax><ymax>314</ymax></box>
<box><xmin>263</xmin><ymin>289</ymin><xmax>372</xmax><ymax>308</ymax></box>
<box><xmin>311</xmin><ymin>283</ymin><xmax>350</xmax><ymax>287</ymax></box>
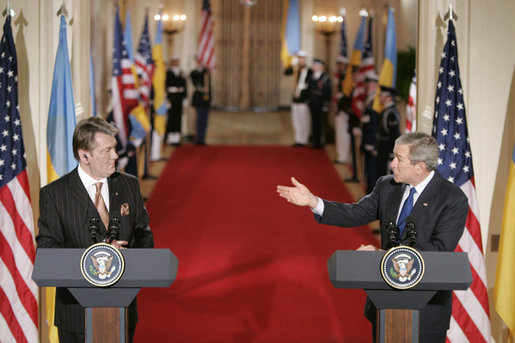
<box><xmin>78</xmin><ymin>149</ymin><xmax>89</xmax><ymax>163</ymax></box>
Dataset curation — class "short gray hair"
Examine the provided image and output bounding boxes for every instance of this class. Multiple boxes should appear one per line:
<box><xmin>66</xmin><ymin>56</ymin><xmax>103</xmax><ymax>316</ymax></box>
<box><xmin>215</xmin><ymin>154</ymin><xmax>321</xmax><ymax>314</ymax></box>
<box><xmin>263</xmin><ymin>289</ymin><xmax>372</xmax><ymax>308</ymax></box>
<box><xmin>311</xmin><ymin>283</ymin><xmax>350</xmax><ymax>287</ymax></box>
<box><xmin>395</xmin><ymin>132</ymin><xmax>439</xmax><ymax>171</ymax></box>
<box><xmin>72</xmin><ymin>117</ymin><xmax>119</xmax><ymax>160</ymax></box>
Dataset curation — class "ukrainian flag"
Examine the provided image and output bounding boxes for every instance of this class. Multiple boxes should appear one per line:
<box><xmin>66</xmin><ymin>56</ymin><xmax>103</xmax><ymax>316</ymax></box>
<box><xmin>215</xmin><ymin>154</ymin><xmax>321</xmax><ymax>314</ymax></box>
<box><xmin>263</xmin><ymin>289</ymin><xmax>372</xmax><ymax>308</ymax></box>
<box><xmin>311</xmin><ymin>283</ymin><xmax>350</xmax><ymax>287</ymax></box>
<box><xmin>372</xmin><ymin>7</ymin><xmax>397</xmax><ymax>112</ymax></box>
<box><xmin>342</xmin><ymin>15</ymin><xmax>366</xmax><ymax>97</ymax></box>
<box><xmin>152</xmin><ymin>12</ymin><xmax>167</xmax><ymax>135</ymax></box>
<box><xmin>281</xmin><ymin>0</ymin><xmax>300</xmax><ymax>68</ymax></box>
<box><xmin>494</xmin><ymin>142</ymin><xmax>515</xmax><ymax>336</ymax></box>
<box><xmin>45</xmin><ymin>15</ymin><xmax>77</xmax><ymax>343</ymax></box>
<box><xmin>47</xmin><ymin>15</ymin><xmax>77</xmax><ymax>182</ymax></box>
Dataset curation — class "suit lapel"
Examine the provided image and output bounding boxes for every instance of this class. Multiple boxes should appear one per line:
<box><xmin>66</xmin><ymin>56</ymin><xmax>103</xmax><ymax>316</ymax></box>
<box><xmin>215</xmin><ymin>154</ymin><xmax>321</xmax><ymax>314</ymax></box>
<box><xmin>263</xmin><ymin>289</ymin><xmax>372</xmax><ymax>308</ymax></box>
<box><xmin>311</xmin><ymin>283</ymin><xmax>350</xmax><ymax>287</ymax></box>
<box><xmin>410</xmin><ymin>172</ymin><xmax>441</xmax><ymax>219</ymax></box>
<box><xmin>108</xmin><ymin>173</ymin><xmax>121</xmax><ymax>218</ymax></box>
<box><xmin>68</xmin><ymin>168</ymin><xmax>92</xmax><ymax>208</ymax></box>
<box><xmin>386</xmin><ymin>180</ymin><xmax>405</xmax><ymax>223</ymax></box>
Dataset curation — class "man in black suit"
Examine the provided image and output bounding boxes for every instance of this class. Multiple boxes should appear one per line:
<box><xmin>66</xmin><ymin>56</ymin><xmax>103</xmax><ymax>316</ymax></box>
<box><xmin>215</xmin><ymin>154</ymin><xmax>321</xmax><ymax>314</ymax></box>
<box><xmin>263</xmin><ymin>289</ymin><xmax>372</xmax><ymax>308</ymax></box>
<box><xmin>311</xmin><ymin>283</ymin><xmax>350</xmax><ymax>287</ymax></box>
<box><xmin>277</xmin><ymin>132</ymin><xmax>468</xmax><ymax>343</ymax></box>
<box><xmin>37</xmin><ymin>117</ymin><xmax>154</xmax><ymax>342</ymax></box>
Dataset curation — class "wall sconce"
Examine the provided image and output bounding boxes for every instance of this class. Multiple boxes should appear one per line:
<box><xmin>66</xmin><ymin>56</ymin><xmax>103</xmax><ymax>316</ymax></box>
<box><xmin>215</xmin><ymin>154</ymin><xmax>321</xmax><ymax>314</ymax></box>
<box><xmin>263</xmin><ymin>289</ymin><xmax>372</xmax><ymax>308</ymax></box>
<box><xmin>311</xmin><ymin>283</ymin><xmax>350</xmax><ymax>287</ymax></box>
<box><xmin>311</xmin><ymin>14</ymin><xmax>343</xmax><ymax>35</ymax></box>
<box><xmin>154</xmin><ymin>12</ymin><xmax>187</xmax><ymax>35</ymax></box>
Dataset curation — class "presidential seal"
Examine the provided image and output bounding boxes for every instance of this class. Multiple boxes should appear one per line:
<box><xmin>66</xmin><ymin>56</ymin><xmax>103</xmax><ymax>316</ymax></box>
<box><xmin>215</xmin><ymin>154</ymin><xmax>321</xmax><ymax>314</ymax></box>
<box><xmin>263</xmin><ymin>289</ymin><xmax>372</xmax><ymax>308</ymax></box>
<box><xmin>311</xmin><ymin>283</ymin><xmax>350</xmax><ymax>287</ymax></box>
<box><xmin>80</xmin><ymin>243</ymin><xmax>125</xmax><ymax>287</ymax></box>
<box><xmin>380</xmin><ymin>245</ymin><xmax>424</xmax><ymax>290</ymax></box>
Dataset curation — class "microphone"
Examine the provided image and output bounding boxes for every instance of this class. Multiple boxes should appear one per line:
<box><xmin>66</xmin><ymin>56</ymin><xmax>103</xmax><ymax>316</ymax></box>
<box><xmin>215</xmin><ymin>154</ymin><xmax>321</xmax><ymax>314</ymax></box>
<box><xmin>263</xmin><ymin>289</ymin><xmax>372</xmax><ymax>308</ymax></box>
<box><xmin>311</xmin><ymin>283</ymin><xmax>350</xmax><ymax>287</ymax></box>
<box><xmin>385</xmin><ymin>220</ymin><xmax>399</xmax><ymax>248</ymax></box>
<box><xmin>106</xmin><ymin>217</ymin><xmax>120</xmax><ymax>244</ymax></box>
<box><xmin>88</xmin><ymin>217</ymin><xmax>102</xmax><ymax>243</ymax></box>
<box><xmin>405</xmin><ymin>216</ymin><xmax>418</xmax><ymax>247</ymax></box>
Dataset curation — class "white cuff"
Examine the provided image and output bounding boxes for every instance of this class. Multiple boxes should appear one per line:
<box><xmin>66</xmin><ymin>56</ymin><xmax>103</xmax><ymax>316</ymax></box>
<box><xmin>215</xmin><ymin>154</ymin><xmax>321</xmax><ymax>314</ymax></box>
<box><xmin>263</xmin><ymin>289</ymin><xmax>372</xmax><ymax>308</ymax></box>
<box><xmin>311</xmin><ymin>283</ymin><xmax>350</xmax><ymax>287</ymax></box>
<box><xmin>311</xmin><ymin>197</ymin><xmax>325</xmax><ymax>216</ymax></box>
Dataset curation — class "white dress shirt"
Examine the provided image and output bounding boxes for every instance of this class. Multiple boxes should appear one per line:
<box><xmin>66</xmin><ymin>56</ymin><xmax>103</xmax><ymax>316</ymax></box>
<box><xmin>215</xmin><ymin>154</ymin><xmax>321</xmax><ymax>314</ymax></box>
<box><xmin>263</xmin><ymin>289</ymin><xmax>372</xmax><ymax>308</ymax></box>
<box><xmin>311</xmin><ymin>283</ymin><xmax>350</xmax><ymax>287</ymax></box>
<box><xmin>78</xmin><ymin>164</ymin><xmax>110</xmax><ymax>211</ymax></box>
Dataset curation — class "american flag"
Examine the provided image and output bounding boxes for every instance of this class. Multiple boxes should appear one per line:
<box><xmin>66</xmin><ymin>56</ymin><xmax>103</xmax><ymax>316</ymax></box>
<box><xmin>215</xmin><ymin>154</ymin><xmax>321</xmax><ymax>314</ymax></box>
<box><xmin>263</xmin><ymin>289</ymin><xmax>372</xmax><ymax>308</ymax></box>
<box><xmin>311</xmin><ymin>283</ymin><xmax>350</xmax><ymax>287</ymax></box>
<box><xmin>352</xmin><ymin>16</ymin><xmax>375</xmax><ymax>117</ymax></box>
<box><xmin>431</xmin><ymin>19</ymin><xmax>491</xmax><ymax>343</ymax></box>
<box><xmin>197</xmin><ymin>0</ymin><xmax>215</xmax><ymax>69</ymax></box>
<box><xmin>0</xmin><ymin>16</ymin><xmax>38</xmax><ymax>343</ymax></box>
<box><xmin>406</xmin><ymin>70</ymin><xmax>416</xmax><ymax>132</ymax></box>
<box><xmin>135</xmin><ymin>14</ymin><xmax>153</xmax><ymax>113</ymax></box>
<box><xmin>112</xmin><ymin>7</ymin><xmax>138</xmax><ymax>147</ymax></box>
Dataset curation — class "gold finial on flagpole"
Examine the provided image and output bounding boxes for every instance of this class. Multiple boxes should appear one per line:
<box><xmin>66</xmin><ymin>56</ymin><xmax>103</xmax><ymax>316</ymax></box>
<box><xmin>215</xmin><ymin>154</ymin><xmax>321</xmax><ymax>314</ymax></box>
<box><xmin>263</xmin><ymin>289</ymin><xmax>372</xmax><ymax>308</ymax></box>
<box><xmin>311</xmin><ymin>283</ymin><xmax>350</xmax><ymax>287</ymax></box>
<box><xmin>444</xmin><ymin>3</ymin><xmax>458</xmax><ymax>21</ymax></box>
<box><xmin>56</xmin><ymin>1</ymin><xmax>68</xmax><ymax>18</ymax></box>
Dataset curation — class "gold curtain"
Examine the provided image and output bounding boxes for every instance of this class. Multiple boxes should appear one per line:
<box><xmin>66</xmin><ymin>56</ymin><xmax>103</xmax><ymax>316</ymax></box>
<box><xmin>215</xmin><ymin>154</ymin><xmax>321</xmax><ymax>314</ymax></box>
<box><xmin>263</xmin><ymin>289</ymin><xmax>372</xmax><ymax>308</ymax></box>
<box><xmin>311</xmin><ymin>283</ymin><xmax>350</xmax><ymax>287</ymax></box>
<box><xmin>214</xmin><ymin>0</ymin><xmax>282</xmax><ymax>110</ymax></box>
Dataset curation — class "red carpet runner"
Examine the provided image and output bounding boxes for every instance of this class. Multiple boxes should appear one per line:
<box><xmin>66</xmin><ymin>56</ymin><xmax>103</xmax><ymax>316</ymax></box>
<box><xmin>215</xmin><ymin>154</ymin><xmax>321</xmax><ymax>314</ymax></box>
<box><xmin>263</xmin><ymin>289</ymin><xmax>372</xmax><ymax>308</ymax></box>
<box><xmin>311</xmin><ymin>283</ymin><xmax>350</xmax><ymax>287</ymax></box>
<box><xmin>136</xmin><ymin>146</ymin><xmax>377</xmax><ymax>342</ymax></box>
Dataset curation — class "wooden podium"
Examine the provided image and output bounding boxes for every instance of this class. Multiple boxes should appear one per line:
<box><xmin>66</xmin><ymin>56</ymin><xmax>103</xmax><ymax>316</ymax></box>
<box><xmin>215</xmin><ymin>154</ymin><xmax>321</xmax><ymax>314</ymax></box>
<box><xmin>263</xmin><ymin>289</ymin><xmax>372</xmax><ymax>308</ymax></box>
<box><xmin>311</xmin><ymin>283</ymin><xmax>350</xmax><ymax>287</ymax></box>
<box><xmin>327</xmin><ymin>250</ymin><xmax>472</xmax><ymax>343</ymax></box>
<box><xmin>32</xmin><ymin>248</ymin><xmax>178</xmax><ymax>343</ymax></box>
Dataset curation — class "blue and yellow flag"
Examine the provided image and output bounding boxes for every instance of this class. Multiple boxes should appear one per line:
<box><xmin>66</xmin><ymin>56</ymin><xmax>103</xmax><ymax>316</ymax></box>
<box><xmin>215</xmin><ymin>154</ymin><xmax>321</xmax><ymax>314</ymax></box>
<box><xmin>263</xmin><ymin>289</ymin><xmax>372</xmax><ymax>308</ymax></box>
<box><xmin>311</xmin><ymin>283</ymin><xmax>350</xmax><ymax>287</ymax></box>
<box><xmin>46</xmin><ymin>15</ymin><xmax>78</xmax><ymax>343</ymax></box>
<box><xmin>372</xmin><ymin>7</ymin><xmax>397</xmax><ymax>112</ymax></box>
<box><xmin>342</xmin><ymin>15</ymin><xmax>366</xmax><ymax>96</ymax></box>
<box><xmin>152</xmin><ymin>11</ymin><xmax>167</xmax><ymax>135</ymax></box>
<box><xmin>47</xmin><ymin>15</ymin><xmax>77</xmax><ymax>183</ymax></box>
<box><xmin>280</xmin><ymin>0</ymin><xmax>300</xmax><ymax>68</ymax></box>
<box><xmin>494</xmin><ymin>142</ymin><xmax>515</xmax><ymax>336</ymax></box>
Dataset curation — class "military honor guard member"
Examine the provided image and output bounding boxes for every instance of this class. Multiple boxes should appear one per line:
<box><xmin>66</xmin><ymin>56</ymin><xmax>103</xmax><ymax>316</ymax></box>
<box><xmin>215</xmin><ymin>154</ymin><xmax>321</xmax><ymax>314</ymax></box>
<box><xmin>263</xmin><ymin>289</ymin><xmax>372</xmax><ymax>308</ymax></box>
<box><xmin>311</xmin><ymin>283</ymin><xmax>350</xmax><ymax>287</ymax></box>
<box><xmin>190</xmin><ymin>56</ymin><xmax>212</xmax><ymax>145</ymax></box>
<box><xmin>307</xmin><ymin>58</ymin><xmax>332</xmax><ymax>149</ymax></box>
<box><xmin>285</xmin><ymin>50</ymin><xmax>312</xmax><ymax>147</ymax></box>
<box><xmin>377</xmin><ymin>85</ymin><xmax>401</xmax><ymax>178</ymax></box>
<box><xmin>165</xmin><ymin>55</ymin><xmax>188</xmax><ymax>146</ymax></box>
<box><xmin>334</xmin><ymin>55</ymin><xmax>352</xmax><ymax>164</ymax></box>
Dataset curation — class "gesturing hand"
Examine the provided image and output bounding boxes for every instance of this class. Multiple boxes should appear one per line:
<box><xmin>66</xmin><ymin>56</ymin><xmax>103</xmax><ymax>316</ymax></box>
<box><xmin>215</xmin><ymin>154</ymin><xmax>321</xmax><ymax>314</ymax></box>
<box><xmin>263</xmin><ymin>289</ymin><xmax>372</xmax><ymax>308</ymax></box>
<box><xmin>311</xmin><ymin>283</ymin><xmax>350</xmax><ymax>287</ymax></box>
<box><xmin>277</xmin><ymin>177</ymin><xmax>318</xmax><ymax>208</ymax></box>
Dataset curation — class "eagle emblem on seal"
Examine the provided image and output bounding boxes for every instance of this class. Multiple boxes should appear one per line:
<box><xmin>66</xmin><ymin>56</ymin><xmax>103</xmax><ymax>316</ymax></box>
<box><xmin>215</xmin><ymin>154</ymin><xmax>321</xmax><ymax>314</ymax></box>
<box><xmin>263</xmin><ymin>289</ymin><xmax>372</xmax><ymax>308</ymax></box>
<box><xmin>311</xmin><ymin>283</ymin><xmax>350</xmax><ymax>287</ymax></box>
<box><xmin>90</xmin><ymin>255</ymin><xmax>116</xmax><ymax>279</ymax></box>
<box><xmin>391</xmin><ymin>254</ymin><xmax>417</xmax><ymax>282</ymax></box>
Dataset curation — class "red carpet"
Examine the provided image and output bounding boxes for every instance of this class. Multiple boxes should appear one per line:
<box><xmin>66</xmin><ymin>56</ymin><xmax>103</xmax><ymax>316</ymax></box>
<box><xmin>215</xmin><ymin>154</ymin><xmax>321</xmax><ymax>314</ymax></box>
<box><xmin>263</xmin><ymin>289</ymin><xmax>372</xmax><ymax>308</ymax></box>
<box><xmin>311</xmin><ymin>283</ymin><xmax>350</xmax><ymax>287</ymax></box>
<box><xmin>136</xmin><ymin>146</ymin><xmax>377</xmax><ymax>342</ymax></box>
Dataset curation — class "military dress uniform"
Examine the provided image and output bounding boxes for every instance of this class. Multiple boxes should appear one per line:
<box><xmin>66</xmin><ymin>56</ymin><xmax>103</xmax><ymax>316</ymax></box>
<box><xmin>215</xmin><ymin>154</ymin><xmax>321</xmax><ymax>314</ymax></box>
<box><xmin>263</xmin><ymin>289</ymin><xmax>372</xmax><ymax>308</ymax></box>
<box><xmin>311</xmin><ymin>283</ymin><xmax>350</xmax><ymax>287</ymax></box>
<box><xmin>190</xmin><ymin>67</ymin><xmax>211</xmax><ymax>145</ymax></box>
<box><xmin>377</xmin><ymin>100</ymin><xmax>400</xmax><ymax>177</ymax></box>
<box><xmin>165</xmin><ymin>67</ymin><xmax>187</xmax><ymax>145</ymax></box>
<box><xmin>334</xmin><ymin>67</ymin><xmax>352</xmax><ymax>163</ymax></box>
<box><xmin>307</xmin><ymin>67</ymin><xmax>332</xmax><ymax>148</ymax></box>
<box><xmin>361</xmin><ymin>89</ymin><xmax>379</xmax><ymax>193</ymax></box>
<box><xmin>285</xmin><ymin>61</ymin><xmax>313</xmax><ymax>146</ymax></box>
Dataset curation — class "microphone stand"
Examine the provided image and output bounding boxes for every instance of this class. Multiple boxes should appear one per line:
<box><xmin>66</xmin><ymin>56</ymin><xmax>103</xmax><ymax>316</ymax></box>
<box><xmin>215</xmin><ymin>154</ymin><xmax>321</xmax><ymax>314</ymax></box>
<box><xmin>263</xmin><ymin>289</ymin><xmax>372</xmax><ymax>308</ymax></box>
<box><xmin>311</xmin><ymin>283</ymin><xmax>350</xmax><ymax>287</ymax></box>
<box><xmin>106</xmin><ymin>217</ymin><xmax>120</xmax><ymax>244</ymax></box>
<box><xmin>88</xmin><ymin>217</ymin><xmax>102</xmax><ymax>243</ymax></box>
<box><xmin>405</xmin><ymin>218</ymin><xmax>417</xmax><ymax>247</ymax></box>
<box><xmin>385</xmin><ymin>221</ymin><xmax>399</xmax><ymax>248</ymax></box>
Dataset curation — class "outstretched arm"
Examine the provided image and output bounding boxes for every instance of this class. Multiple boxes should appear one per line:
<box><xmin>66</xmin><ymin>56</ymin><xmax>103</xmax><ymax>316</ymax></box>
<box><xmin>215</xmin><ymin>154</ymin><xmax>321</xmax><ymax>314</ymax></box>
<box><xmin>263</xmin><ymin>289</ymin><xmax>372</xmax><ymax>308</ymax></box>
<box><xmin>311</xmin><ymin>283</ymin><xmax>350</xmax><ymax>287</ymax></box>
<box><xmin>277</xmin><ymin>177</ymin><xmax>319</xmax><ymax>208</ymax></box>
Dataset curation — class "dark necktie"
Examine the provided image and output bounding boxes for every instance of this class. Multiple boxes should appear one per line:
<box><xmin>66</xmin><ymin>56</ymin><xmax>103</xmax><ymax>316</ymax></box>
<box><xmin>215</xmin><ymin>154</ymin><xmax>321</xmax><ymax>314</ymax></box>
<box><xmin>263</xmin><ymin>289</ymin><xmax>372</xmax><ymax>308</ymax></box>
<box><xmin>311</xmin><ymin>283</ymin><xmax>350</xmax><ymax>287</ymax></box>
<box><xmin>397</xmin><ymin>187</ymin><xmax>417</xmax><ymax>236</ymax></box>
<box><xmin>94</xmin><ymin>182</ymin><xmax>109</xmax><ymax>229</ymax></box>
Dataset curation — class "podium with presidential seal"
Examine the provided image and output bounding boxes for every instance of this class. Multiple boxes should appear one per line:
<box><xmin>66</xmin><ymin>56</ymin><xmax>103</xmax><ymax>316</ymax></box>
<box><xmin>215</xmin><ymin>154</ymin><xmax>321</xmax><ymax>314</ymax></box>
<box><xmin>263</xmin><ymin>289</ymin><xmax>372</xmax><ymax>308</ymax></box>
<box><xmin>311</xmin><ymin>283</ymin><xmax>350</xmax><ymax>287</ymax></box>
<box><xmin>32</xmin><ymin>244</ymin><xmax>178</xmax><ymax>343</ymax></box>
<box><xmin>328</xmin><ymin>247</ymin><xmax>472</xmax><ymax>343</ymax></box>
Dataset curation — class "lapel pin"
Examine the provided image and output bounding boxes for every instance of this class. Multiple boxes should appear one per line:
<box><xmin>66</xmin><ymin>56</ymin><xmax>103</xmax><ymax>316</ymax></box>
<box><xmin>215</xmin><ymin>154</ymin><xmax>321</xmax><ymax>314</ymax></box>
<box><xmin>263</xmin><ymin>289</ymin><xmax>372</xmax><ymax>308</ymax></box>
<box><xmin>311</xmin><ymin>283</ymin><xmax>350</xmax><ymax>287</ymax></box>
<box><xmin>423</xmin><ymin>203</ymin><xmax>428</xmax><ymax>207</ymax></box>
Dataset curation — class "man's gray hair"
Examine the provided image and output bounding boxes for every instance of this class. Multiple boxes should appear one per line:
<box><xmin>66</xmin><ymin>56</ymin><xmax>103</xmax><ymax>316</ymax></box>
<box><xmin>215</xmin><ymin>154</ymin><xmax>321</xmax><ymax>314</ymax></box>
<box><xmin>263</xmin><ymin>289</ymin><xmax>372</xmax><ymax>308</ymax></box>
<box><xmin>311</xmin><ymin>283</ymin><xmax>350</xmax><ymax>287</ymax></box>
<box><xmin>395</xmin><ymin>132</ymin><xmax>439</xmax><ymax>171</ymax></box>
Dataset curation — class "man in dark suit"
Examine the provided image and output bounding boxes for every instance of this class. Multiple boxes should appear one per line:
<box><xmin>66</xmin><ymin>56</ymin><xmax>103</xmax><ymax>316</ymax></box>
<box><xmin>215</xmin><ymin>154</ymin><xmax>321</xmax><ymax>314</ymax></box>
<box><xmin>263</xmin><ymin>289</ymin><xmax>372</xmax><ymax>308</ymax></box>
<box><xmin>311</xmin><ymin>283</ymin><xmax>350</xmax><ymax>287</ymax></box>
<box><xmin>37</xmin><ymin>117</ymin><xmax>154</xmax><ymax>342</ymax></box>
<box><xmin>277</xmin><ymin>132</ymin><xmax>468</xmax><ymax>343</ymax></box>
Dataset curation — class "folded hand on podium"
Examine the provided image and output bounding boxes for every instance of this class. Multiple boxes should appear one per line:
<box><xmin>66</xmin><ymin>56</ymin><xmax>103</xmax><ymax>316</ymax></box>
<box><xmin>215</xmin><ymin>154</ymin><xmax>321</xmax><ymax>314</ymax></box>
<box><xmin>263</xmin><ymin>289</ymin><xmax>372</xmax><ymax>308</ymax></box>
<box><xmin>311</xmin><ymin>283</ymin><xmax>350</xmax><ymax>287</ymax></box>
<box><xmin>356</xmin><ymin>244</ymin><xmax>381</xmax><ymax>251</ymax></box>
